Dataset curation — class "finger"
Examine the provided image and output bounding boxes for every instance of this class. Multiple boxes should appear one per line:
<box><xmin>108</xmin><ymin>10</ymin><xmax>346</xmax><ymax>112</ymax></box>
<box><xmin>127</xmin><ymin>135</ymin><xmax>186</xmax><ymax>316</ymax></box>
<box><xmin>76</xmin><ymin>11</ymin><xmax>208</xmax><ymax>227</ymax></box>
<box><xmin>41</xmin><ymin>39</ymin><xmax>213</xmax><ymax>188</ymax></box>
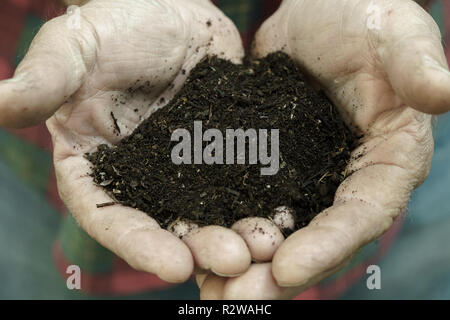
<box><xmin>231</xmin><ymin>217</ymin><xmax>284</xmax><ymax>262</ymax></box>
<box><xmin>183</xmin><ymin>226</ymin><xmax>252</xmax><ymax>277</ymax></box>
<box><xmin>51</xmin><ymin>150</ymin><xmax>194</xmax><ymax>283</ymax></box>
<box><xmin>223</xmin><ymin>263</ymin><xmax>285</xmax><ymax>300</ymax></box>
<box><xmin>272</xmin><ymin>106</ymin><xmax>433</xmax><ymax>287</ymax></box>
<box><xmin>271</xmin><ymin>206</ymin><xmax>296</xmax><ymax>231</ymax></box>
<box><xmin>273</xmin><ymin>129</ymin><xmax>432</xmax><ymax>287</ymax></box>
<box><xmin>199</xmin><ymin>274</ymin><xmax>227</xmax><ymax>300</ymax></box>
<box><xmin>273</xmin><ymin>201</ymin><xmax>380</xmax><ymax>287</ymax></box>
<box><xmin>168</xmin><ymin>220</ymin><xmax>252</xmax><ymax>276</ymax></box>
<box><xmin>222</xmin><ymin>257</ymin><xmax>353</xmax><ymax>300</ymax></box>
<box><xmin>377</xmin><ymin>0</ymin><xmax>450</xmax><ymax>114</ymax></box>
<box><xmin>0</xmin><ymin>15</ymin><xmax>88</xmax><ymax>128</ymax></box>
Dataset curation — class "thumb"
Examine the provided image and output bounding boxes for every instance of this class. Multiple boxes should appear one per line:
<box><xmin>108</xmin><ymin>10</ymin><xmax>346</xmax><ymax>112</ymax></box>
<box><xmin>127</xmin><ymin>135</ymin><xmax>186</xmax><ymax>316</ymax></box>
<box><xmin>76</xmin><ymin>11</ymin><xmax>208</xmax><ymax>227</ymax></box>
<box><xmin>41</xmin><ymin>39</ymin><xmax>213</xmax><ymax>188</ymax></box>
<box><xmin>377</xmin><ymin>0</ymin><xmax>450</xmax><ymax>114</ymax></box>
<box><xmin>0</xmin><ymin>14</ymin><xmax>88</xmax><ymax>128</ymax></box>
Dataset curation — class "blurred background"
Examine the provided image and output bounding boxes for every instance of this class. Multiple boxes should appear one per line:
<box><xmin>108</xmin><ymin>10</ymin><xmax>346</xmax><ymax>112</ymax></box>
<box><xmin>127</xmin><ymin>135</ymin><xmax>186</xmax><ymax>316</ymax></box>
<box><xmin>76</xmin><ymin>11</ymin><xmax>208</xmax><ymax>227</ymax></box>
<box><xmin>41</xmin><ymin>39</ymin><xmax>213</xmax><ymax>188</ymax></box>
<box><xmin>0</xmin><ymin>0</ymin><xmax>449</xmax><ymax>299</ymax></box>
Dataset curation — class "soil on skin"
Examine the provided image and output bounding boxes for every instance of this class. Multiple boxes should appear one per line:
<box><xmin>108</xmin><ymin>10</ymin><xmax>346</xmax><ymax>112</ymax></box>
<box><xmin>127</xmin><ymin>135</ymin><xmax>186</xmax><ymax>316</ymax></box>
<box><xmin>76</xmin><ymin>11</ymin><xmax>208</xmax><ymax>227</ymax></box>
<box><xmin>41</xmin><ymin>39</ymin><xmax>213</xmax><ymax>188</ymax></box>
<box><xmin>86</xmin><ymin>52</ymin><xmax>359</xmax><ymax>232</ymax></box>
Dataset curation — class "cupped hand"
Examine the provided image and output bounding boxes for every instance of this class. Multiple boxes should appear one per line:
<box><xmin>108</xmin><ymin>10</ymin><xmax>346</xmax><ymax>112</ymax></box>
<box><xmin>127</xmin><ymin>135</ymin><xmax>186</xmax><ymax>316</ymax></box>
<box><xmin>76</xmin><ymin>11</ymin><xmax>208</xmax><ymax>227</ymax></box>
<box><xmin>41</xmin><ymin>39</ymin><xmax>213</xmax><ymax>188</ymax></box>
<box><xmin>198</xmin><ymin>0</ymin><xmax>450</xmax><ymax>299</ymax></box>
<box><xmin>0</xmin><ymin>0</ymin><xmax>256</xmax><ymax>283</ymax></box>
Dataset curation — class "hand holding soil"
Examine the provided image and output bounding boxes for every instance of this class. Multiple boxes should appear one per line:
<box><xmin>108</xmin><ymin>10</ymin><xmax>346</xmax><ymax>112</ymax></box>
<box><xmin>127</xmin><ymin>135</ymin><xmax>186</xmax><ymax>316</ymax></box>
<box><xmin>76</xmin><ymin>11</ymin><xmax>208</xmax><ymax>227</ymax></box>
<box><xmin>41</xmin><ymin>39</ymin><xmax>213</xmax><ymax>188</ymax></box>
<box><xmin>0</xmin><ymin>0</ymin><xmax>257</xmax><ymax>283</ymax></box>
<box><xmin>197</xmin><ymin>0</ymin><xmax>450</xmax><ymax>299</ymax></box>
<box><xmin>0</xmin><ymin>0</ymin><xmax>449</xmax><ymax>301</ymax></box>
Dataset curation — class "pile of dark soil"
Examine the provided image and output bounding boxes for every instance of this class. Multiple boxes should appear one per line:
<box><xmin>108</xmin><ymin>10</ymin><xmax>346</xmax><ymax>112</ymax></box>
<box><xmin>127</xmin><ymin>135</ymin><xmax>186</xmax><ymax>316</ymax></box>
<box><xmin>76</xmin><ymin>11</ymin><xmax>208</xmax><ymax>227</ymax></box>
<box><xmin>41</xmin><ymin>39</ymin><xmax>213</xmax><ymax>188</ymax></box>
<box><xmin>86</xmin><ymin>52</ymin><xmax>358</xmax><ymax>232</ymax></box>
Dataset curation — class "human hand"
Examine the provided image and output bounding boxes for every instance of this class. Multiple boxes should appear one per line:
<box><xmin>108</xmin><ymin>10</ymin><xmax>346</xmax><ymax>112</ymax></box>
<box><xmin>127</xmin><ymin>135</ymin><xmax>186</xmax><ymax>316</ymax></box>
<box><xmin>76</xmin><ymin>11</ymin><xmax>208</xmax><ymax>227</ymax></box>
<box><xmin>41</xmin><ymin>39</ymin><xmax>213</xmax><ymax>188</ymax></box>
<box><xmin>198</xmin><ymin>0</ymin><xmax>450</xmax><ymax>299</ymax></box>
<box><xmin>0</xmin><ymin>0</ymin><xmax>254</xmax><ymax>283</ymax></box>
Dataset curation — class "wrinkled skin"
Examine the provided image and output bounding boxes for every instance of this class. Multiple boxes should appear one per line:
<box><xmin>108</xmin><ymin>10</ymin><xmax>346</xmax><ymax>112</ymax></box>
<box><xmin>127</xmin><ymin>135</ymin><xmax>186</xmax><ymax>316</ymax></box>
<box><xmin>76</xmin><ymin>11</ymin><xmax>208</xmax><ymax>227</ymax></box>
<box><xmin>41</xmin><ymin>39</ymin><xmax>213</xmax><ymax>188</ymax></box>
<box><xmin>0</xmin><ymin>0</ymin><xmax>255</xmax><ymax>283</ymax></box>
<box><xmin>197</xmin><ymin>0</ymin><xmax>450</xmax><ymax>299</ymax></box>
<box><xmin>0</xmin><ymin>0</ymin><xmax>449</xmax><ymax>299</ymax></box>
